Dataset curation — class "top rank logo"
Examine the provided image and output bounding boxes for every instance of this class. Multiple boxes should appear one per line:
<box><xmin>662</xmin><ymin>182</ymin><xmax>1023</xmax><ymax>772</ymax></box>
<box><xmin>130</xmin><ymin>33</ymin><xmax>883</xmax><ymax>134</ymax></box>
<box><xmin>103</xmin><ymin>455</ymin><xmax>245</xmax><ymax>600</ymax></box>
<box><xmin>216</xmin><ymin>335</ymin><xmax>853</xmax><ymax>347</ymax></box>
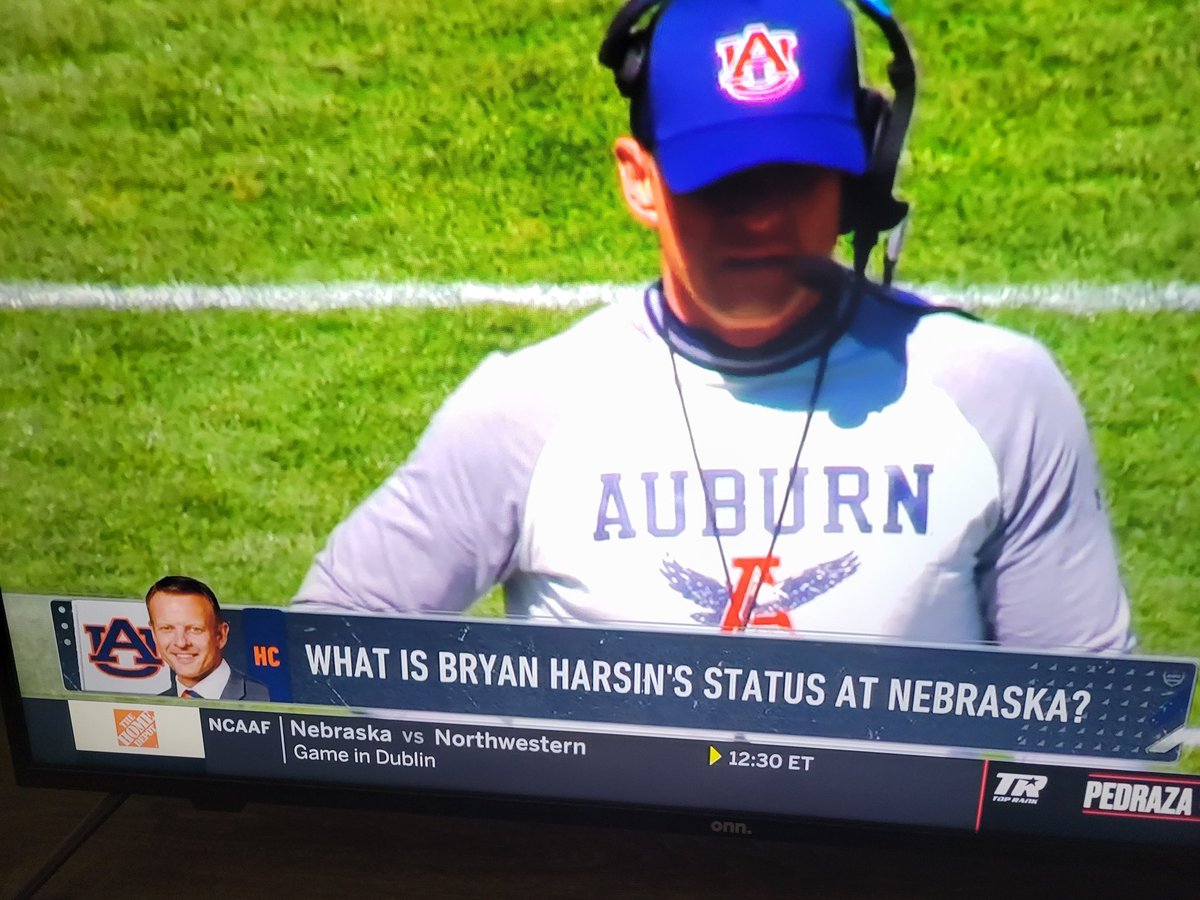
<box><xmin>992</xmin><ymin>772</ymin><xmax>1048</xmax><ymax>805</ymax></box>
<box><xmin>715</xmin><ymin>23</ymin><xmax>802</xmax><ymax>104</ymax></box>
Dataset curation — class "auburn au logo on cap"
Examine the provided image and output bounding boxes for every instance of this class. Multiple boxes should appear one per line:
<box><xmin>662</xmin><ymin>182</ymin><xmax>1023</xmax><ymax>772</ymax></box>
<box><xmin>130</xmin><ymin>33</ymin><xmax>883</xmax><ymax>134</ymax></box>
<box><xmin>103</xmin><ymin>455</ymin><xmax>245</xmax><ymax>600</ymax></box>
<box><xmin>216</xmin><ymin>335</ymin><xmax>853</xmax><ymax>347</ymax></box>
<box><xmin>715</xmin><ymin>23</ymin><xmax>802</xmax><ymax>104</ymax></box>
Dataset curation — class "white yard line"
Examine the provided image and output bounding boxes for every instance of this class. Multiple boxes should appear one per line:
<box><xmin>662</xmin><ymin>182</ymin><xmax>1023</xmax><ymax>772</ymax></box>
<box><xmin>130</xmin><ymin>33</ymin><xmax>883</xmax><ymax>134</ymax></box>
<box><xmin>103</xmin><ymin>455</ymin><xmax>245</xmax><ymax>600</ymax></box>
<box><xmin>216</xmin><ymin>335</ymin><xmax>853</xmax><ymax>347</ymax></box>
<box><xmin>1</xmin><ymin>281</ymin><xmax>1198</xmax><ymax>312</ymax></box>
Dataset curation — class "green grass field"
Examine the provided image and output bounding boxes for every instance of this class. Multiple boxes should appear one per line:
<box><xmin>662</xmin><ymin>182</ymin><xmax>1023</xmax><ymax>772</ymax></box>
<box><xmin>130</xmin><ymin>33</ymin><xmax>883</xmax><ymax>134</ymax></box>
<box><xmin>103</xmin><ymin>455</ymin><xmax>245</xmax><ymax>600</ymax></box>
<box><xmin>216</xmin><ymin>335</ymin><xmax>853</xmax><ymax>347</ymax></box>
<box><xmin>1</xmin><ymin>0</ymin><xmax>1198</xmax><ymax>764</ymax></box>
<box><xmin>1</xmin><ymin>0</ymin><xmax>1196</xmax><ymax>631</ymax></box>
<box><xmin>1</xmin><ymin>0</ymin><xmax>1197</xmax><ymax>284</ymax></box>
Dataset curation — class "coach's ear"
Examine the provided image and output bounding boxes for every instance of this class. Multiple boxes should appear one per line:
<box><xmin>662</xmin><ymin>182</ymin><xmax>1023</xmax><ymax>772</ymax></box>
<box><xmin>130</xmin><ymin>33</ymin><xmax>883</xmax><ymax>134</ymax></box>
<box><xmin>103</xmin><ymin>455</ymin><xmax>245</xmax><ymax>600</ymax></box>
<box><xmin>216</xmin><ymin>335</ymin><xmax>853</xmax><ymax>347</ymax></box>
<box><xmin>614</xmin><ymin>136</ymin><xmax>661</xmax><ymax>230</ymax></box>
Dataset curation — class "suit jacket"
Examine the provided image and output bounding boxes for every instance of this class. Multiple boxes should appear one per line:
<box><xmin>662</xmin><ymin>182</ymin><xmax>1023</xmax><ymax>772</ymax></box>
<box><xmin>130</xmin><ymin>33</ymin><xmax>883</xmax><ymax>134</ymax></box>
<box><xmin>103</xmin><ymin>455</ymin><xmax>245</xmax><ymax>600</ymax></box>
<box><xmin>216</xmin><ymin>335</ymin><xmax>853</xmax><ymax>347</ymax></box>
<box><xmin>221</xmin><ymin>670</ymin><xmax>271</xmax><ymax>701</ymax></box>
<box><xmin>160</xmin><ymin>666</ymin><xmax>270</xmax><ymax>701</ymax></box>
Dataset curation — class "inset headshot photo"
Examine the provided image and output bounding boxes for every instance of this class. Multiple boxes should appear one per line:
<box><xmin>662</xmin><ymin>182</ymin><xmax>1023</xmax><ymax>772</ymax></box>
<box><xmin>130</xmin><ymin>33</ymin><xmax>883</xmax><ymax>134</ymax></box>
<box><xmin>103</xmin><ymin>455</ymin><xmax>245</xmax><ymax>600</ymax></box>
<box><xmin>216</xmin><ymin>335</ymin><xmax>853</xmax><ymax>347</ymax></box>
<box><xmin>145</xmin><ymin>575</ymin><xmax>270</xmax><ymax>701</ymax></box>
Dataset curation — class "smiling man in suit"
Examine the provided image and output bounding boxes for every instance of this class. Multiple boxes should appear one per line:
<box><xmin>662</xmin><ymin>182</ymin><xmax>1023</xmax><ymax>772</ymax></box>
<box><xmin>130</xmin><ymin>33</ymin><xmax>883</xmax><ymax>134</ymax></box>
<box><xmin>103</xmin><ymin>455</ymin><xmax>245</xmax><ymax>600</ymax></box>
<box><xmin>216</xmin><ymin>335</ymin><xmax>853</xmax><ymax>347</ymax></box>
<box><xmin>146</xmin><ymin>575</ymin><xmax>270</xmax><ymax>701</ymax></box>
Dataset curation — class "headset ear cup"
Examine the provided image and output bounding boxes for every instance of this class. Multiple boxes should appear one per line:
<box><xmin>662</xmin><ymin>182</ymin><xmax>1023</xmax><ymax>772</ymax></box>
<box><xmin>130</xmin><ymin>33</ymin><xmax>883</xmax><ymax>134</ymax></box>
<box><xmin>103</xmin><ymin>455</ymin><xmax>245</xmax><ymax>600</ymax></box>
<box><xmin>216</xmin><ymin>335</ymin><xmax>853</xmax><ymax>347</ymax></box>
<box><xmin>599</xmin><ymin>0</ymin><xmax>666</xmax><ymax>99</ymax></box>
<box><xmin>841</xmin><ymin>89</ymin><xmax>883</xmax><ymax>234</ymax></box>
<box><xmin>618</xmin><ymin>39</ymin><xmax>648</xmax><ymax>98</ymax></box>
<box><xmin>838</xmin><ymin>178</ymin><xmax>858</xmax><ymax>235</ymax></box>
<box><xmin>857</xmin><ymin>88</ymin><xmax>890</xmax><ymax>161</ymax></box>
<box><xmin>841</xmin><ymin>87</ymin><xmax>903</xmax><ymax>235</ymax></box>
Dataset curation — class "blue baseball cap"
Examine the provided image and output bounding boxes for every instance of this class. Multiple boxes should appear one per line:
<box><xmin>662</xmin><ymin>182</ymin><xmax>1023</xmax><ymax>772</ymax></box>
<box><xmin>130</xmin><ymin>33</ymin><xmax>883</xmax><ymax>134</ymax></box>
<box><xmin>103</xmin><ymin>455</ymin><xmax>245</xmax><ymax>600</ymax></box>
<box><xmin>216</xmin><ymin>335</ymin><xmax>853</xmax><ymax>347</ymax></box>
<box><xmin>644</xmin><ymin>0</ymin><xmax>867</xmax><ymax>193</ymax></box>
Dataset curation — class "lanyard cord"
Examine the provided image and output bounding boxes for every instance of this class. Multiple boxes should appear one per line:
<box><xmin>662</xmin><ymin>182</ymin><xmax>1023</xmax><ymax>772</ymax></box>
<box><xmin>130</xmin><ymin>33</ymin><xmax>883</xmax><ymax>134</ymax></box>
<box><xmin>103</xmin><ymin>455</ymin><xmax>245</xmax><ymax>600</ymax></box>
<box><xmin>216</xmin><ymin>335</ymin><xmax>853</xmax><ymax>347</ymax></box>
<box><xmin>668</xmin><ymin>344</ymin><xmax>734</xmax><ymax>604</ymax></box>
<box><xmin>752</xmin><ymin>348</ymin><xmax>830</xmax><ymax>626</ymax></box>
<box><xmin>667</xmin><ymin>342</ymin><xmax>832</xmax><ymax>631</ymax></box>
<box><xmin>661</xmin><ymin>269</ymin><xmax>866</xmax><ymax>631</ymax></box>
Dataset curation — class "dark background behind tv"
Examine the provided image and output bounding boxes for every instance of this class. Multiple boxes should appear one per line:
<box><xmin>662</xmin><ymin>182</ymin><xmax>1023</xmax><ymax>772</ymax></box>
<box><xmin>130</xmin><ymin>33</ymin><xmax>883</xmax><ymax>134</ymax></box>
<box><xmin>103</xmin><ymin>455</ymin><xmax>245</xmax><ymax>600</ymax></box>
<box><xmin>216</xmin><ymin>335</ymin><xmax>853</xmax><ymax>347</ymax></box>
<box><xmin>2</xmin><ymin>707</ymin><xmax>1195</xmax><ymax>899</ymax></box>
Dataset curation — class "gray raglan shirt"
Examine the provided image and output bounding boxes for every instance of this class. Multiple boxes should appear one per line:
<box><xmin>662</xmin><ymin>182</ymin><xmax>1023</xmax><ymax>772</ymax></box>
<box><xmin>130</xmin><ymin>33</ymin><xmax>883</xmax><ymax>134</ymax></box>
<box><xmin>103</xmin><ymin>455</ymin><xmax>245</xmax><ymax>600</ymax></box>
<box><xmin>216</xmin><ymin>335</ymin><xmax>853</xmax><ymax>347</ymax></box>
<box><xmin>294</xmin><ymin>281</ymin><xmax>1133</xmax><ymax>653</ymax></box>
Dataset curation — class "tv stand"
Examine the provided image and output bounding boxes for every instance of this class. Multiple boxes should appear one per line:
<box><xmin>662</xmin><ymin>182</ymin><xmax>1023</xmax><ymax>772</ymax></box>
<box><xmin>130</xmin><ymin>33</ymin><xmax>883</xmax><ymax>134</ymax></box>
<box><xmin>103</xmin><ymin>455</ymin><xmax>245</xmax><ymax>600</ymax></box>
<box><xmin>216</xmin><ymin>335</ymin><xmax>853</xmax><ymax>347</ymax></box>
<box><xmin>14</xmin><ymin>792</ymin><xmax>128</xmax><ymax>900</ymax></box>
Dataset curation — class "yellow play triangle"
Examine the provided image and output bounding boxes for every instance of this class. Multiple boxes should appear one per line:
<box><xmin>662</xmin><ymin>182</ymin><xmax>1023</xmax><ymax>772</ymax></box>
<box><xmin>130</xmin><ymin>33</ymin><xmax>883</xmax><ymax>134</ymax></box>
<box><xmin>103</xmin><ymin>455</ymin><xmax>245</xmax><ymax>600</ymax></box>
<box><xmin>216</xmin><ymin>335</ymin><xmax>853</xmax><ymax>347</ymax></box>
<box><xmin>709</xmin><ymin>746</ymin><xmax>721</xmax><ymax>765</ymax></box>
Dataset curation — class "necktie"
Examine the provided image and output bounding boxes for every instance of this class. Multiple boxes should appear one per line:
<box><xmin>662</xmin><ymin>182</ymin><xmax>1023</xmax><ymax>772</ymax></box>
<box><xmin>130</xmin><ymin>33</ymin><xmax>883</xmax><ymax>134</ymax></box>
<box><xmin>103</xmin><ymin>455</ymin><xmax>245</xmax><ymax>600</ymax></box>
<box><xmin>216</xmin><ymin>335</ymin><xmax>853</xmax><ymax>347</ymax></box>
<box><xmin>182</xmin><ymin>689</ymin><xmax>200</xmax><ymax>699</ymax></box>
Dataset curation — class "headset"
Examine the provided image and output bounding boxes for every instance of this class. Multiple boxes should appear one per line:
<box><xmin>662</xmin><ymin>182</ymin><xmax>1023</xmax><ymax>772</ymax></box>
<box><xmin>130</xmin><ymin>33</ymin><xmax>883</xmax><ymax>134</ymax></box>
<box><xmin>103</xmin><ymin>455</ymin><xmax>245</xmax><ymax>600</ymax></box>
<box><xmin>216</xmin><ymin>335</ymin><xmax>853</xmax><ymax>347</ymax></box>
<box><xmin>598</xmin><ymin>0</ymin><xmax>916</xmax><ymax>278</ymax></box>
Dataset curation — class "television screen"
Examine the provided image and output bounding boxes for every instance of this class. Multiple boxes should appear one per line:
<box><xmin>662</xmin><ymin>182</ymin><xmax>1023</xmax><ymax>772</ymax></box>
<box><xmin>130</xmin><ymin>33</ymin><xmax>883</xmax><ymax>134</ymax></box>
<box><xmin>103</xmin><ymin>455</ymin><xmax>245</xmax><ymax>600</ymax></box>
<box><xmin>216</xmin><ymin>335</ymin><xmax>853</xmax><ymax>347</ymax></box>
<box><xmin>2</xmin><ymin>0</ymin><xmax>1198</xmax><ymax>861</ymax></box>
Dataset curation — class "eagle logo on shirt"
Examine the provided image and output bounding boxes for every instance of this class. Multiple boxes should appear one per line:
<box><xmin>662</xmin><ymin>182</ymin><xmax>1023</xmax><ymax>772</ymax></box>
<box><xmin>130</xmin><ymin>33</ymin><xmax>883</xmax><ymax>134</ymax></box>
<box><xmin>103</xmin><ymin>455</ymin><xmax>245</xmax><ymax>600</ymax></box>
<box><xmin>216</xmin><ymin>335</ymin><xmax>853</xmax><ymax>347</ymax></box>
<box><xmin>661</xmin><ymin>552</ymin><xmax>860</xmax><ymax>630</ymax></box>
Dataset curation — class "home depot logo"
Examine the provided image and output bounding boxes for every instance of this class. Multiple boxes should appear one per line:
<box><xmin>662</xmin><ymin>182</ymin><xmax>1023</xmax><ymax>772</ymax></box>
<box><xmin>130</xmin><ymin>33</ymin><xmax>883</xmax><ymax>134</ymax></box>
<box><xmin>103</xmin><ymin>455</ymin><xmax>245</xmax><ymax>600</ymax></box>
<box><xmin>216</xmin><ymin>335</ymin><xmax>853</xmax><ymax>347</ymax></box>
<box><xmin>113</xmin><ymin>708</ymin><xmax>159</xmax><ymax>749</ymax></box>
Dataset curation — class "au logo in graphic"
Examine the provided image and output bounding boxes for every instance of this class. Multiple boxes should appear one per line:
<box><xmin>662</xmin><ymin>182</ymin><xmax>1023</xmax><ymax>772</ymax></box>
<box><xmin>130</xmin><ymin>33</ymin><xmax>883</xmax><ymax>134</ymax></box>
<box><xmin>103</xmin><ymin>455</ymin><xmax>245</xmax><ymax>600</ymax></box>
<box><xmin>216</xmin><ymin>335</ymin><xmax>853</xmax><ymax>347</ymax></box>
<box><xmin>715</xmin><ymin>23</ymin><xmax>802</xmax><ymax>104</ymax></box>
<box><xmin>113</xmin><ymin>708</ymin><xmax>159</xmax><ymax>749</ymax></box>
<box><xmin>84</xmin><ymin>617</ymin><xmax>163</xmax><ymax>678</ymax></box>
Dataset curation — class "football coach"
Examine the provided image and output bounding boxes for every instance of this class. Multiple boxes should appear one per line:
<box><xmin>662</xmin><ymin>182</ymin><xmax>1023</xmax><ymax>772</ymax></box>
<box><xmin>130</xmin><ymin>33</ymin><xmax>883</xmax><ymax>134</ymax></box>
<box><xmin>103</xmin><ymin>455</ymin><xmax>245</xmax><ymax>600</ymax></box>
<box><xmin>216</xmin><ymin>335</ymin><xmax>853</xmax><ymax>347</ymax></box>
<box><xmin>147</xmin><ymin>575</ymin><xmax>270</xmax><ymax>700</ymax></box>
<box><xmin>293</xmin><ymin>0</ymin><xmax>1133</xmax><ymax>654</ymax></box>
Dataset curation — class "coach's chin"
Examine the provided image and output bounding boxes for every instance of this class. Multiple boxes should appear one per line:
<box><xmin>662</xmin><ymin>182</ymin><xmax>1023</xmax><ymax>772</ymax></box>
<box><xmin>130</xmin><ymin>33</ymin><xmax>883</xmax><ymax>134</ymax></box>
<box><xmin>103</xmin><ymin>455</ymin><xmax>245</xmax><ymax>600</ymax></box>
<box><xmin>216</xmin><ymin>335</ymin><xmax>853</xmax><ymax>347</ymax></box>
<box><xmin>146</xmin><ymin>575</ymin><xmax>270</xmax><ymax>702</ymax></box>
